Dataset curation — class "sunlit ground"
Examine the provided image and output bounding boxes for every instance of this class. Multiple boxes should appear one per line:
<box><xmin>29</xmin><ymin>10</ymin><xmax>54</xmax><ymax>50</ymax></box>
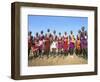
<box><xmin>28</xmin><ymin>53</ymin><xmax>87</xmax><ymax>66</ymax></box>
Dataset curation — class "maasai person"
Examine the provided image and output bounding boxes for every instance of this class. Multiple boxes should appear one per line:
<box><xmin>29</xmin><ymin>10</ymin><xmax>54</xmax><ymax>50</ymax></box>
<box><xmin>75</xmin><ymin>32</ymin><xmax>81</xmax><ymax>56</ymax></box>
<box><xmin>34</xmin><ymin>32</ymin><xmax>39</xmax><ymax>42</ymax></box>
<box><xmin>39</xmin><ymin>30</ymin><xmax>44</xmax><ymax>40</ymax></box>
<box><xmin>38</xmin><ymin>37</ymin><xmax>44</xmax><ymax>58</ymax></box>
<box><xmin>49</xmin><ymin>30</ymin><xmax>57</xmax><ymax>56</ymax></box>
<box><xmin>69</xmin><ymin>31</ymin><xmax>75</xmax><ymax>55</ymax></box>
<box><xmin>80</xmin><ymin>26</ymin><xmax>86</xmax><ymax>56</ymax></box>
<box><xmin>50</xmin><ymin>37</ymin><xmax>58</xmax><ymax>57</ymax></box>
<box><xmin>77</xmin><ymin>30</ymin><xmax>81</xmax><ymax>40</ymax></box>
<box><xmin>57</xmin><ymin>32</ymin><xmax>63</xmax><ymax>55</ymax></box>
<box><xmin>63</xmin><ymin>32</ymin><xmax>69</xmax><ymax>56</ymax></box>
<box><xmin>83</xmin><ymin>31</ymin><xmax>88</xmax><ymax>59</ymax></box>
<box><xmin>47</xmin><ymin>29</ymin><xmax>51</xmax><ymax>38</ymax></box>
<box><xmin>28</xmin><ymin>31</ymin><xmax>33</xmax><ymax>56</ymax></box>
<box><xmin>52</xmin><ymin>30</ymin><xmax>57</xmax><ymax>41</ymax></box>
<box><xmin>33</xmin><ymin>32</ymin><xmax>40</xmax><ymax>57</ymax></box>
<box><xmin>44</xmin><ymin>34</ymin><xmax>51</xmax><ymax>58</ymax></box>
<box><xmin>38</xmin><ymin>31</ymin><xmax>45</xmax><ymax>57</ymax></box>
<box><xmin>31</xmin><ymin>42</ymin><xmax>38</xmax><ymax>58</ymax></box>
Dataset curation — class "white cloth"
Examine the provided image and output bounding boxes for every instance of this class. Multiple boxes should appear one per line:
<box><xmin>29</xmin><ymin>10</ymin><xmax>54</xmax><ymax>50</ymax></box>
<box><xmin>51</xmin><ymin>41</ymin><xmax>57</xmax><ymax>48</ymax></box>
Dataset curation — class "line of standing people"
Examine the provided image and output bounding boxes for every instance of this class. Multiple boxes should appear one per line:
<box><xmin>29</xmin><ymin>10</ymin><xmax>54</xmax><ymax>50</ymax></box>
<box><xmin>28</xmin><ymin>27</ymin><xmax>88</xmax><ymax>59</ymax></box>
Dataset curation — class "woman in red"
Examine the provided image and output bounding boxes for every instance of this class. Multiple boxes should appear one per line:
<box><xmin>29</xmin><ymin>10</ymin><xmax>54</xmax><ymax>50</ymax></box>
<box><xmin>44</xmin><ymin>34</ymin><xmax>51</xmax><ymax>58</ymax></box>
<box><xmin>63</xmin><ymin>32</ymin><xmax>69</xmax><ymax>56</ymax></box>
<box><xmin>57</xmin><ymin>32</ymin><xmax>63</xmax><ymax>55</ymax></box>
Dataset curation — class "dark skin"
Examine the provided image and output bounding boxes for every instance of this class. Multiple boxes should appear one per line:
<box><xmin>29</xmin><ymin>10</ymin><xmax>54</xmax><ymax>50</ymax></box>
<box><xmin>70</xmin><ymin>31</ymin><xmax>75</xmax><ymax>40</ymax></box>
<box><xmin>36</xmin><ymin>32</ymin><xmax>39</xmax><ymax>37</ymax></box>
<box><xmin>53</xmin><ymin>30</ymin><xmax>56</xmax><ymax>34</ymax></box>
<box><xmin>52</xmin><ymin>30</ymin><xmax>56</xmax><ymax>40</ymax></box>
<box><xmin>85</xmin><ymin>31</ymin><xmax>87</xmax><ymax>36</ymax></box>
<box><xmin>47</xmin><ymin>29</ymin><xmax>50</xmax><ymax>32</ymax></box>
<box><xmin>59</xmin><ymin>32</ymin><xmax>61</xmax><ymax>36</ymax></box>
<box><xmin>81</xmin><ymin>26</ymin><xmax>85</xmax><ymax>32</ymax></box>
<box><xmin>77</xmin><ymin>30</ymin><xmax>81</xmax><ymax>39</ymax></box>
<box><xmin>41</xmin><ymin>31</ymin><xmax>43</xmax><ymax>34</ymax></box>
<box><xmin>70</xmin><ymin>31</ymin><xmax>73</xmax><ymax>34</ymax></box>
<box><xmin>64</xmin><ymin>32</ymin><xmax>67</xmax><ymax>35</ymax></box>
<box><xmin>78</xmin><ymin>30</ymin><xmax>81</xmax><ymax>34</ymax></box>
<box><xmin>28</xmin><ymin>31</ymin><xmax>32</xmax><ymax>36</ymax></box>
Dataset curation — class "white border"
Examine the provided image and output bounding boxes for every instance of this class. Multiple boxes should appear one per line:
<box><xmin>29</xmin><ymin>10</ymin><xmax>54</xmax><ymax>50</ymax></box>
<box><xmin>20</xmin><ymin>7</ymin><xmax>94</xmax><ymax>75</ymax></box>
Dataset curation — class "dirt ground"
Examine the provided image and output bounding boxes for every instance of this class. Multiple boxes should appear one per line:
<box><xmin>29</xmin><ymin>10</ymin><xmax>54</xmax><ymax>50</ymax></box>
<box><xmin>28</xmin><ymin>54</ymin><xmax>87</xmax><ymax>66</ymax></box>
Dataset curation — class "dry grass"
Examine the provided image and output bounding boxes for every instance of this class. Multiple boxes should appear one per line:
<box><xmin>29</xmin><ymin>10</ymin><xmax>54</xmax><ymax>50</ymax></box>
<box><xmin>28</xmin><ymin>54</ymin><xmax>87</xmax><ymax>66</ymax></box>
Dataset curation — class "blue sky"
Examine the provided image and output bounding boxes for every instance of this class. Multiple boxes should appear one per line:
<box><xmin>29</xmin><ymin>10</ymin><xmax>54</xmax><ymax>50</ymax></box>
<box><xmin>28</xmin><ymin>15</ymin><xmax>88</xmax><ymax>37</ymax></box>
